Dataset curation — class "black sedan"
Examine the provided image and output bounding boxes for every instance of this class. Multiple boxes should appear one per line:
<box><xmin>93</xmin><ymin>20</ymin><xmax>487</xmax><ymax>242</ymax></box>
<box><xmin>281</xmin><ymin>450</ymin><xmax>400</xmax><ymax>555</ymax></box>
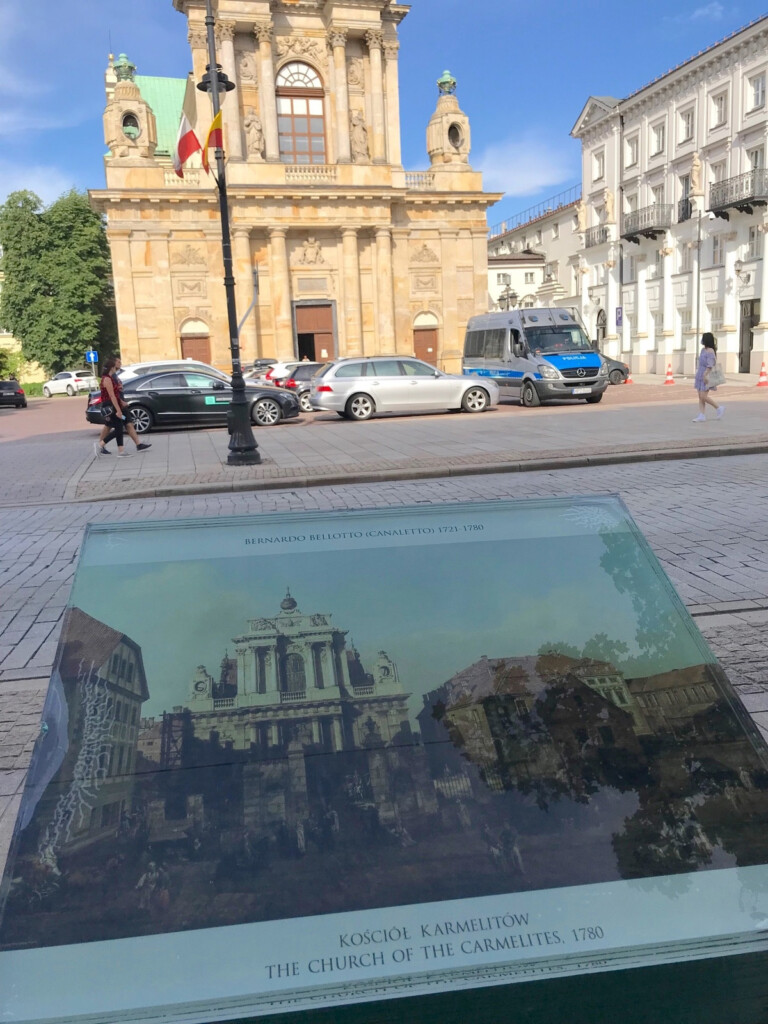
<box><xmin>85</xmin><ymin>370</ymin><xmax>299</xmax><ymax>433</ymax></box>
<box><xmin>0</xmin><ymin>380</ymin><xmax>27</xmax><ymax>408</ymax></box>
<box><xmin>597</xmin><ymin>352</ymin><xmax>631</xmax><ymax>385</ymax></box>
<box><xmin>278</xmin><ymin>361</ymin><xmax>323</xmax><ymax>412</ymax></box>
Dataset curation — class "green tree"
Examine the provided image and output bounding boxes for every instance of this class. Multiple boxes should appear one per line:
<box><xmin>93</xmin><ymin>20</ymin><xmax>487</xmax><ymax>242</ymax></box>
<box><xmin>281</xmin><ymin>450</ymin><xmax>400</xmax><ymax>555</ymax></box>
<box><xmin>0</xmin><ymin>189</ymin><xmax>117</xmax><ymax>374</ymax></box>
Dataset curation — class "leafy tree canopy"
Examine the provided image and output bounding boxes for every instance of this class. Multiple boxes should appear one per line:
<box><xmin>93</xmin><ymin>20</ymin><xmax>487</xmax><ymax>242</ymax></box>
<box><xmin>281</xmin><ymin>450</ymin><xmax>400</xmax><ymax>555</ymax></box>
<box><xmin>0</xmin><ymin>189</ymin><xmax>117</xmax><ymax>374</ymax></box>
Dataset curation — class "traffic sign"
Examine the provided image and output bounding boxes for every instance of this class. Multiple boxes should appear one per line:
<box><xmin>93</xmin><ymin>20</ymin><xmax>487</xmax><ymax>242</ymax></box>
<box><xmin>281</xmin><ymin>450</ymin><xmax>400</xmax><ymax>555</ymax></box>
<box><xmin>86</xmin><ymin>350</ymin><xmax>98</xmax><ymax>364</ymax></box>
<box><xmin>615</xmin><ymin>306</ymin><xmax>623</xmax><ymax>328</ymax></box>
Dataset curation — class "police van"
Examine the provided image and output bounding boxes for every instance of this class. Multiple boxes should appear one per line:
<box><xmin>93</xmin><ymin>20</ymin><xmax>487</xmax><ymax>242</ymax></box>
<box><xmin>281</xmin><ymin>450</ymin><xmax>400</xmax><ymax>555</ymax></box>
<box><xmin>463</xmin><ymin>308</ymin><xmax>608</xmax><ymax>407</ymax></box>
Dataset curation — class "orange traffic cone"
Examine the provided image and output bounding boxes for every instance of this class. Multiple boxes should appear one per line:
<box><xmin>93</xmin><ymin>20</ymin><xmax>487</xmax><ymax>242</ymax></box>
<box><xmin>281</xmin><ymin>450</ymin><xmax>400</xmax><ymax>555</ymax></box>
<box><xmin>757</xmin><ymin>362</ymin><xmax>768</xmax><ymax>387</ymax></box>
<box><xmin>624</xmin><ymin>370</ymin><xmax>634</xmax><ymax>384</ymax></box>
<box><xmin>663</xmin><ymin>363</ymin><xmax>675</xmax><ymax>385</ymax></box>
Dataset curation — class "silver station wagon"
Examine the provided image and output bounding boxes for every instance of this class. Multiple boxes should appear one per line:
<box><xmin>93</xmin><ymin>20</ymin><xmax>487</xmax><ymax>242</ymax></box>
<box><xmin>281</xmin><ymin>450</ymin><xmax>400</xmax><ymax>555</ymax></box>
<box><xmin>310</xmin><ymin>356</ymin><xmax>499</xmax><ymax>421</ymax></box>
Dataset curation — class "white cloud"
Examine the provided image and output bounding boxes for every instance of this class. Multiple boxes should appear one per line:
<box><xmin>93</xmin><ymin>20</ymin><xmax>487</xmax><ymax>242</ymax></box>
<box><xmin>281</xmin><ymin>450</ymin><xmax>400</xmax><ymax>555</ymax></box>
<box><xmin>690</xmin><ymin>2</ymin><xmax>725</xmax><ymax>19</ymax></box>
<box><xmin>475</xmin><ymin>134</ymin><xmax>580</xmax><ymax>201</ymax></box>
<box><xmin>0</xmin><ymin>162</ymin><xmax>78</xmax><ymax>206</ymax></box>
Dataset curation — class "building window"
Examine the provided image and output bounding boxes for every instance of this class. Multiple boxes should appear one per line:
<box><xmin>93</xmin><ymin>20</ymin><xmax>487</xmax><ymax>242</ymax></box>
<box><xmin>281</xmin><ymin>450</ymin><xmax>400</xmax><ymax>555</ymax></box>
<box><xmin>711</xmin><ymin>234</ymin><xmax>722</xmax><ymax>266</ymax></box>
<box><xmin>680</xmin><ymin>308</ymin><xmax>692</xmax><ymax>335</ymax></box>
<box><xmin>711</xmin><ymin>91</ymin><xmax>727</xmax><ymax>128</ymax></box>
<box><xmin>748</xmin><ymin>225</ymin><xmax>763</xmax><ymax>259</ymax></box>
<box><xmin>651</xmin><ymin>121</ymin><xmax>665</xmax><ymax>156</ymax></box>
<box><xmin>552</xmin><ymin>222</ymin><xmax>560</xmax><ymax>239</ymax></box>
<box><xmin>651</xmin><ymin>184</ymin><xmax>665</xmax><ymax>206</ymax></box>
<box><xmin>749</xmin><ymin>73</ymin><xmax>766</xmax><ymax>111</ymax></box>
<box><xmin>497</xmin><ymin>272</ymin><xmax>511</xmax><ymax>285</ymax></box>
<box><xmin>711</xmin><ymin>160</ymin><xmax>726</xmax><ymax>184</ymax></box>
<box><xmin>625</xmin><ymin>192</ymin><xmax>638</xmax><ymax>213</ymax></box>
<box><xmin>593</xmin><ymin>150</ymin><xmax>605</xmax><ymax>181</ymax></box>
<box><xmin>276</xmin><ymin>62</ymin><xmax>326</xmax><ymax>165</ymax></box>
<box><xmin>524</xmin><ymin>271</ymin><xmax>535</xmax><ymax>284</ymax></box>
<box><xmin>624</xmin><ymin>254</ymin><xmax>637</xmax><ymax>282</ymax></box>
<box><xmin>680</xmin><ymin>243</ymin><xmax>693</xmax><ymax>273</ymax></box>
<box><xmin>535</xmin><ymin>230</ymin><xmax>542</xmax><ymax>245</ymax></box>
<box><xmin>625</xmin><ymin>135</ymin><xmax>638</xmax><ymax>168</ymax></box>
<box><xmin>283</xmin><ymin>653</ymin><xmax>307</xmax><ymax>692</ymax></box>
<box><xmin>708</xmin><ymin>304</ymin><xmax>723</xmax><ymax>332</ymax></box>
<box><xmin>679</xmin><ymin>108</ymin><xmax>694</xmax><ymax>143</ymax></box>
<box><xmin>748</xmin><ymin>146</ymin><xmax>765</xmax><ymax>170</ymax></box>
<box><xmin>544</xmin><ymin>262</ymin><xmax>558</xmax><ymax>282</ymax></box>
<box><xmin>522</xmin><ymin>294</ymin><xmax>536</xmax><ymax>308</ymax></box>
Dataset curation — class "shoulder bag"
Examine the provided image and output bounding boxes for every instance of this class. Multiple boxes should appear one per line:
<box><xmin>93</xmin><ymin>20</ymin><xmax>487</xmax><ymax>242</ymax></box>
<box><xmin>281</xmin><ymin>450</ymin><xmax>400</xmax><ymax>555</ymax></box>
<box><xmin>708</xmin><ymin>362</ymin><xmax>726</xmax><ymax>388</ymax></box>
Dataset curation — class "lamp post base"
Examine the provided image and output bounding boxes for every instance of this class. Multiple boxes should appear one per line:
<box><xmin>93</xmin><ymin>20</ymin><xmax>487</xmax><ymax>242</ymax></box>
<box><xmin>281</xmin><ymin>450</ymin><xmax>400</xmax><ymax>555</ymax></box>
<box><xmin>227</xmin><ymin>404</ymin><xmax>261</xmax><ymax>465</ymax></box>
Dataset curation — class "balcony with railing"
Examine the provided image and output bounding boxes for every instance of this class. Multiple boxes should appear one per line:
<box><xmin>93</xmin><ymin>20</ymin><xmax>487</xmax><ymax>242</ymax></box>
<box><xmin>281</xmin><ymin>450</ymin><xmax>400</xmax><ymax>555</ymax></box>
<box><xmin>280</xmin><ymin>689</ymin><xmax>307</xmax><ymax>703</ymax></box>
<box><xmin>284</xmin><ymin>164</ymin><xmax>338</xmax><ymax>184</ymax></box>
<box><xmin>709</xmin><ymin>168</ymin><xmax>768</xmax><ymax>217</ymax></box>
<box><xmin>585</xmin><ymin>224</ymin><xmax>610</xmax><ymax>248</ymax></box>
<box><xmin>405</xmin><ymin>171</ymin><xmax>435</xmax><ymax>190</ymax></box>
<box><xmin>352</xmin><ymin>685</ymin><xmax>375</xmax><ymax>697</ymax></box>
<box><xmin>621</xmin><ymin>204</ymin><xmax>673</xmax><ymax>242</ymax></box>
<box><xmin>213</xmin><ymin>697</ymin><xmax>235</xmax><ymax>709</ymax></box>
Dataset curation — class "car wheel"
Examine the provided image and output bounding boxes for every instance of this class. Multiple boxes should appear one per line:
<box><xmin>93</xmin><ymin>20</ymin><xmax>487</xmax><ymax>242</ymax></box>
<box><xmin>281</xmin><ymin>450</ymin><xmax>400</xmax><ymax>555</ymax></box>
<box><xmin>461</xmin><ymin>386</ymin><xmax>490</xmax><ymax>413</ymax></box>
<box><xmin>252</xmin><ymin>397</ymin><xmax>282</xmax><ymax>426</ymax></box>
<box><xmin>66</xmin><ymin>385</ymin><xmax>76</xmax><ymax>396</ymax></box>
<box><xmin>345</xmin><ymin>393</ymin><xmax>375</xmax><ymax>421</ymax></box>
<box><xmin>521</xmin><ymin>381</ymin><xmax>541</xmax><ymax>408</ymax></box>
<box><xmin>20</xmin><ymin>401</ymin><xmax>27</xmax><ymax>409</ymax></box>
<box><xmin>43</xmin><ymin>387</ymin><xmax>52</xmax><ymax>398</ymax></box>
<box><xmin>299</xmin><ymin>392</ymin><xmax>313</xmax><ymax>413</ymax></box>
<box><xmin>585</xmin><ymin>394</ymin><xmax>604</xmax><ymax>404</ymax></box>
<box><xmin>337</xmin><ymin>411</ymin><xmax>348</xmax><ymax>418</ymax></box>
<box><xmin>609</xmin><ymin>368</ymin><xmax>624</xmax><ymax>386</ymax></box>
<box><xmin>130</xmin><ymin>405</ymin><xmax>153</xmax><ymax>434</ymax></box>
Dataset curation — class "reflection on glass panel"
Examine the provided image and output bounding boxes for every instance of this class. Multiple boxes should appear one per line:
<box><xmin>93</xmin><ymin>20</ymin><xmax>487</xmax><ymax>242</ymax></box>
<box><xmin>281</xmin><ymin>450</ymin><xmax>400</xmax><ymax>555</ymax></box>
<box><xmin>292</xmin><ymin>98</ymin><xmax>307</xmax><ymax>114</ymax></box>
<box><xmin>3</xmin><ymin>498</ymin><xmax>768</xmax><ymax>1024</ymax></box>
<box><xmin>278</xmin><ymin>116</ymin><xmax>292</xmax><ymax>132</ymax></box>
<box><xmin>277</xmin><ymin>97</ymin><xmax>291</xmax><ymax>114</ymax></box>
<box><xmin>294</xmin><ymin>137</ymin><xmax>309</xmax><ymax>152</ymax></box>
<box><xmin>372</xmin><ymin>359</ymin><xmax>402</xmax><ymax>376</ymax></box>
<box><xmin>311</xmin><ymin>137</ymin><xmax>325</xmax><ymax>153</ymax></box>
<box><xmin>310</xmin><ymin>117</ymin><xmax>324</xmax><ymax>133</ymax></box>
<box><xmin>296</xmin><ymin>153</ymin><xmax>310</xmax><ymax>163</ymax></box>
<box><xmin>293</xmin><ymin>117</ymin><xmax>308</xmax><ymax>133</ymax></box>
<box><xmin>309</xmin><ymin>99</ymin><xmax>324</xmax><ymax>115</ymax></box>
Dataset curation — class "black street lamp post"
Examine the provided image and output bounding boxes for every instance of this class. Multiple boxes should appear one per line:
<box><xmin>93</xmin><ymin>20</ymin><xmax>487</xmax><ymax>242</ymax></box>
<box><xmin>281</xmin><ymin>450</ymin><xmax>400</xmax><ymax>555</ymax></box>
<box><xmin>197</xmin><ymin>0</ymin><xmax>260</xmax><ymax>465</ymax></box>
<box><xmin>499</xmin><ymin>285</ymin><xmax>518</xmax><ymax>311</ymax></box>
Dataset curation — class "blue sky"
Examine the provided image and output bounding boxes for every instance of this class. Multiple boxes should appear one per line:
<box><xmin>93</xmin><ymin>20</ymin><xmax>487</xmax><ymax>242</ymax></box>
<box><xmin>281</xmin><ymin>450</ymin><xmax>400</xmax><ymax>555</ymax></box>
<box><xmin>1</xmin><ymin>0</ymin><xmax>766</xmax><ymax>226</ymax></box>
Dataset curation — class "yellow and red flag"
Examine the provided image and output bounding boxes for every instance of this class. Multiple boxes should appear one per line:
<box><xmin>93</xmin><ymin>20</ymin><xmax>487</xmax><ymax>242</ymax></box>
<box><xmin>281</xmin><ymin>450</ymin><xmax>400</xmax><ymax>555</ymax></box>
<box><xmin>201</xmin><ymin>110</ymin><xmax>223</xmax><ymax>174</ymax></box>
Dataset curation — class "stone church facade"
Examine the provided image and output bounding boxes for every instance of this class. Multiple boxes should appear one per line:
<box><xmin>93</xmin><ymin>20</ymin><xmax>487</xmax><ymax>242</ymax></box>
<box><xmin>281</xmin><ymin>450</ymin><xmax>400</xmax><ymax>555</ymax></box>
<box><xmin>90</xmin><ymin>0</ymin><xmax>500</xmax><ymax>372</ymax></box>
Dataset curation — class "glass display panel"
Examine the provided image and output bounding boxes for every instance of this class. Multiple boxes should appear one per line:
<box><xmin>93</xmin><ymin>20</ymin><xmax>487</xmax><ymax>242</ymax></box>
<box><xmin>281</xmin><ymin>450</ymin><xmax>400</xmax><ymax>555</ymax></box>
<box><xmin>2</xmin><ymin>497</ymin><xmax>768</xmax><ymax>1024</ymax></box>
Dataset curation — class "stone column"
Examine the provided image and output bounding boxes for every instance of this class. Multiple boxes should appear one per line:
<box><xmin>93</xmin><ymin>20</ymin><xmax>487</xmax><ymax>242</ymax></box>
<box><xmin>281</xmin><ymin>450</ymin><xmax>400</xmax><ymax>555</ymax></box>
<box><xmin>375</xmin><ymin>227</ymin><xmax>395</xmax><ymax>352</ymax></box>
<box><xmin>661</xmin><ymin>240</ymin><xmax>676</xmax><ymax>364</ymax></box>
<box><xmin>217</xmin><ymin>21</ymin><xmax>244</xmax><ymax>161</ymax></box>
<box><xmin>383</xmin><ymin>42</ymin><xmax>402</xmax><ymax>166</ymax></box>
<box><xmin>604</xmin><ymin>257</ymin><xmax>619</xmax><ymax>351</ymax></box>
<box><xmin>328</xmin><ymin>28</ymin><xmax>351</xmax><ymax>163</ymax></box>
<box><xmin>391</xmin><ymin>228</ymin><xmax>410</xmax><ymax>353</ymax></box>
<box><xmin>269</xmin><ymin>227</ymin><xmax>294</xmax><ymax>357</ymax></box>
<box><xmin>365</xmin><ymin>30</ymin><xmax>386</xmax><ymax>163</ymax></box>
<box><xmin>188</xmin><ymin>24</ymin><xmax>211</xmax><ymax>135</ymax></box>
<box><xmin>255</xmin><ymin>21</ymin><xmax>279</xmax><ymax>161</ymax></box>
<box><xmin>342</xmin><ymin>227</ymin><xmax>363</xmax><ymax>354</ymax></box>
<box><xmin>635</xmin><ymin>259</ymin><xmax>649</xmax><ymax>368</ymax></box>
<box><xmin>331</xmin><ymin>717</ymin><xmax>344</xmax><ymax>752</ymax></box>
<box><xmin>752</xmin><ymin>222</ymin><xmax>768</xmax><ymax>372</ymax></box>
<box><xmin>722</xmin><ymin>241</ymin><xmax>739</xmax><ymax>372</ymax></box>
<box><xmin>232</xmin><ymin>226</ymin><xmax>257</xmax><ymax>361</ymax></box>
<box><xmin>441</xmin><ymin>231</ymin><xmax>460</xmax><ymax>371</ymax></box>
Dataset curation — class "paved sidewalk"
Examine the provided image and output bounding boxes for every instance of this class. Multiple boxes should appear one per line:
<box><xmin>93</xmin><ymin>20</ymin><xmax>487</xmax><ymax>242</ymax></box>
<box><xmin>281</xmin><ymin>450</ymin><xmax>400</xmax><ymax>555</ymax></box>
<box><xmin>55</xmin><ymin>389</ymin><xmax>768</xmax><ymax>502</ymax></box>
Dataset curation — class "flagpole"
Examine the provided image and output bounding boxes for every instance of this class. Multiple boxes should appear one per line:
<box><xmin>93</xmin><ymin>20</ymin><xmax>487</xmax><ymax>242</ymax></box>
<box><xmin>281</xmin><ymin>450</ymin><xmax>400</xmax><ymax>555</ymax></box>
<box><xmin>199</xmin><ymin>0</ymin><xmax>260</xmax><ymax>465</ymax></box>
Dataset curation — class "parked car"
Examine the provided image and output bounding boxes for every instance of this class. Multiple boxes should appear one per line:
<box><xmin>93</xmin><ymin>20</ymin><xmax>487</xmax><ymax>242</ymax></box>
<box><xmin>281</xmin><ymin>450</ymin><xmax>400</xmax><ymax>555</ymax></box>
<box><xmin>278</xmin><ymin>362</ymin><xmax>323</xmax><ymax>412</ymax></box>
<box><xmin>597</xmin><ymin>352</ymin><xmax>631</xmax><ymax>385</ymax></box>
<box><xmin>263</xmin><ymin>360</ymin><xmax>308</xmax><ymax>385</ymax></box>
<box><xmin>85</xmin><ymin>370</ymin><xmax>300</xmax><ymax>433</ymax></box>
<box><xmin>118</xmin><ymin>360</ymin><xmax>274</xmax><ymax>390</ymax></box>
<box><xmin>0</xmin><ymin>380</ymin><xmax>27</xmax><ymax>408</ymax></box>
<box><xmin>42</xmin><ymin>370</ymin><xmax>97</xmax><ymax>397</ymax></box>
<box><xmin>310</xmin><ymin>356</ymin><xmax>499</xmax><ymax>421</ymax></box>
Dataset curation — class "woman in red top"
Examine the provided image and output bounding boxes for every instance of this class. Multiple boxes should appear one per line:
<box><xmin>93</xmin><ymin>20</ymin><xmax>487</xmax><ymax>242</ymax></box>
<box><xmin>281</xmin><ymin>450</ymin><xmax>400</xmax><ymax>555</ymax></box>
<box><xmin>95</xmin><ymin>356</ymin><xmax>151</xmax><ymax>456</ymax></box>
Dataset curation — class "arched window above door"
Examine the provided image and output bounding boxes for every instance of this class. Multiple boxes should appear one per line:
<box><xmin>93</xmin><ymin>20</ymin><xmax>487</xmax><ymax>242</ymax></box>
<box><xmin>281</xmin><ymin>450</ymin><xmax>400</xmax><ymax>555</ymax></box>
<box><xmin>276</xmin><ymin>61</ymin><xmax>326</xmax><ymax>165</ymax></box>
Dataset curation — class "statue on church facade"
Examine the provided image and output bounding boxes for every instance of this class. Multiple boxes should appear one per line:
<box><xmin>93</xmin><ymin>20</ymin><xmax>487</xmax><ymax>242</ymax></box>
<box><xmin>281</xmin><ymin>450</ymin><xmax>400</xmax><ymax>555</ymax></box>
<box><xmin>244</xmin><ymin>109</ymin><xmax>265</xmax><ymax>161</ymax></box>
<box><xmin>603</xmin><ymin>189</ymin><xmax>615</xmax><ymax>224</ymax></box>
<box><xmin>575</xmin><ymin>199</ymin><xmax>588</xmax><ymax>233</ymax></box>
<box><xmin>349</xmin><ymin>110</ymin><xmax>370</xmax><ymax>162</ymax></box>
<box><xmin>691</xmin><ymin>152</ymin><xmax>703</xmax><ymax>196</ymax></box>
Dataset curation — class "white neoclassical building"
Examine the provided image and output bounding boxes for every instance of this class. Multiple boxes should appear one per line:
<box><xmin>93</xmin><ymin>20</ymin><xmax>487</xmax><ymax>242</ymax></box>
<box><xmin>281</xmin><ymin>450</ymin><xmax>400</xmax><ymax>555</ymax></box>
<box><xmin>571</xmin><ymin>14</ymin><xmax>768</xmax><ymax>375</ymax></box>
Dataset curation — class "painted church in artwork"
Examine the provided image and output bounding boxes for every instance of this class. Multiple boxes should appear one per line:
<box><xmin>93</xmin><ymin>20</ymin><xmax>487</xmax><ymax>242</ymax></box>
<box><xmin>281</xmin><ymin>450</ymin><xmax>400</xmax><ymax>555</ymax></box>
<box><xmin>91</xmin><ymin>0</ymin><xmax>500</xmax><ymax>372</ymax></box>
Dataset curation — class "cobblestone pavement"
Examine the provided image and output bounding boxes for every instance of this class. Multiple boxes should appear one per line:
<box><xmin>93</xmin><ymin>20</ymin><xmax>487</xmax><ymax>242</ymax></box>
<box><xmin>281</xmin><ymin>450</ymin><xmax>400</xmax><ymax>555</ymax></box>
<box><xmin>2</xmin><ymin>454</ymin><xmax>768</xmax><ymax>874</ymax></box>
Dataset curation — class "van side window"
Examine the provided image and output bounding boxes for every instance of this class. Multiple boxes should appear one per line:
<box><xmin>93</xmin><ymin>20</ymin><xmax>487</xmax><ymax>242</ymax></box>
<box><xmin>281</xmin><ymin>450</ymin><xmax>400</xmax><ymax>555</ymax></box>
<box><xmin>510</xmin><ymin>329</ymin><xmax>522</xmax><ymax>355</ymax></box>
<box><xmin>465</xmin><ymin>330</ymin><xmax>485</xmax><ymax>358</ymax></box>
<box><xmin>484</xmin><ymin>328</ymin><xmax>505</xmax><ymax>359</ymax></box>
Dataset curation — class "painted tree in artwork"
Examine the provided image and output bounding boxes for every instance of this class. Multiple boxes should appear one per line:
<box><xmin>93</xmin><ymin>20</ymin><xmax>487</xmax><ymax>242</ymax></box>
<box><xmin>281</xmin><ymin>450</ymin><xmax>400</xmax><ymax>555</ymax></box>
<box><xmin>0</xmin><ymin>190</ymin><xmax>117</xmax><ymax>373</ymax></box>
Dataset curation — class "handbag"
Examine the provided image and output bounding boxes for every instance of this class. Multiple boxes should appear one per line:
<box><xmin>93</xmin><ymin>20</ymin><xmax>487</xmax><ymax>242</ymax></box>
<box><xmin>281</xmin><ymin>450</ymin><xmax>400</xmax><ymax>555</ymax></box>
<box><xmin>100</xmin><ymin>402</ymin><xmax>115</xmax><ymax>421</ymax></box>
<box><xmin>708</xmin><ymin>363</ymin><xmax>726</xmax><ymax>388</ymax></box>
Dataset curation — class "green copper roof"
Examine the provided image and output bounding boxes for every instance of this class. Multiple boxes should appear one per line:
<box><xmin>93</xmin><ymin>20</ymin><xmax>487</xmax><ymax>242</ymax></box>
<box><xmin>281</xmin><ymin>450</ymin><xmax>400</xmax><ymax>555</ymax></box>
<box><xmin>135</xmin><ymin>75</ymin><xmax>187</xmax><ymax>156</ymax></box>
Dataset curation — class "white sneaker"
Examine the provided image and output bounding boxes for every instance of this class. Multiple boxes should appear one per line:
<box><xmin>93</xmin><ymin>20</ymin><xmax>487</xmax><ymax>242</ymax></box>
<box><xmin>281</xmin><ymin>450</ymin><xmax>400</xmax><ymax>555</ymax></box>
<box><xmin>716</xmin><ymin>405</ymin><xmax>725</xmax><ymax>419</ymax></box>
<box><xmin>692</xmin><ymin>414</ymin><xmax>706</xmax><ymax>422</ymax></box>
<box><xmin>117</xmin><ymin>450</ymin><xmax>135</xmax><ymax>458</ymax></box>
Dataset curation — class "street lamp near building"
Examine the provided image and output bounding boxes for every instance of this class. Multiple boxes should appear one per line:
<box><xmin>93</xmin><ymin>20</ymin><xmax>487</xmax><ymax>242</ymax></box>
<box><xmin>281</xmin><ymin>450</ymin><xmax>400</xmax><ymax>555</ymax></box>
<box><xmin>499</xmin><ymin>285</ymin><xmax>518</xmax><ymax>311</ymax></box>
<box><xmin>196</xmin><ymin>0</ymin><xmax>260</xmax><ymax>465</ymax></box>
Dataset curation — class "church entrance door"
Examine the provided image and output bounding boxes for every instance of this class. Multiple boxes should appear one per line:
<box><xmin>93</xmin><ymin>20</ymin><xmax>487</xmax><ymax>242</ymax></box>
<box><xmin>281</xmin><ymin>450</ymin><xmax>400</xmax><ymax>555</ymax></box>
<box><xmin>295</xmin><ymin>304</ymin><xmax>335</xmax><ymax>362</ymax></box>
<box><xmin>180</xmin><ymin>335</ymin><xmax>211</xmax><ymax>363</ymax></box>
<box><xmin>413</xmin><ymin>328</ymin><xmax>438</xmax><ymax>366</ymax></box>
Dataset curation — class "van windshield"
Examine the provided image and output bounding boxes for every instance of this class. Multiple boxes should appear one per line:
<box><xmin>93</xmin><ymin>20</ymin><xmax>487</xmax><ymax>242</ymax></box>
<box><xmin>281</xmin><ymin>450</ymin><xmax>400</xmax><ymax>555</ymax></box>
<box><xmin>524</xmin><ymin>325</ymin><xmax>592</xmax><ymax>354</ymax></box>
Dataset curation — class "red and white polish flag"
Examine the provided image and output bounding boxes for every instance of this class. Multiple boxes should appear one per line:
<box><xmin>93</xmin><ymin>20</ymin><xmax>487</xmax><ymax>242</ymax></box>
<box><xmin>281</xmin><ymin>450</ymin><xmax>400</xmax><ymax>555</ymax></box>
<box><xmin>173</xmin><ymin>113</ymin><xmax>201</xmax><ymax>178</ymax></box>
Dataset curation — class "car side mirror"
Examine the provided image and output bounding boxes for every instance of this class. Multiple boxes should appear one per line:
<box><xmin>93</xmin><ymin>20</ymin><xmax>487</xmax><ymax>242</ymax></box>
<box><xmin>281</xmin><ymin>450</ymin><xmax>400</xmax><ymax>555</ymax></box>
<box><xmin>212</xmin><ymin>380</ymin><xmax>226</xmax><ymax>390</ymax></box>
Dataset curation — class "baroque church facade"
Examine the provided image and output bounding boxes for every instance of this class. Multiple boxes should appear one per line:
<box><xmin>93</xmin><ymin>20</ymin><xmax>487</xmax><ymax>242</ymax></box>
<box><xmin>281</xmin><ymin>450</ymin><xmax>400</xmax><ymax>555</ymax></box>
<box><xmin>91</xmin><ymin>0</ymin><xmax>500</xmax><ymax>372</ymax></box>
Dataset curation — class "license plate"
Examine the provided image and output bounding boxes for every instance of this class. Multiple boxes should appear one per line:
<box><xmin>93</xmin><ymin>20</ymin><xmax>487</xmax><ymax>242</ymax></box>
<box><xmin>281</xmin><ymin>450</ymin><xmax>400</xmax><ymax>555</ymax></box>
<box><xmin>572</xmin><ymin>386</ymin><xmax>592</xmax><ymax>395</ymax></box>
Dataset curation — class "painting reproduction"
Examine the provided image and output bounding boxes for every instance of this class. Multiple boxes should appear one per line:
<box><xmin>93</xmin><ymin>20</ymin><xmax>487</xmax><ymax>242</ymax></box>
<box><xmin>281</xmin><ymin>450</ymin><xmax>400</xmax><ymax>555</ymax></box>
<box><xmin>2</xmin><ymin>497</ymin><xmax>768</xmax><ymax>1024</ymax></box>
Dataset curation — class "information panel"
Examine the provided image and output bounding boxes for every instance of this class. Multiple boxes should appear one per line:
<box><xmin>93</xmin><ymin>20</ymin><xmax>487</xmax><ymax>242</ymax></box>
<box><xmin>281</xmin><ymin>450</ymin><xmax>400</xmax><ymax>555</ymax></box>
<box><xmin>2</xmin><ymin>497</ymin><xmax>768</xmax><ymax>1023</ymax></box>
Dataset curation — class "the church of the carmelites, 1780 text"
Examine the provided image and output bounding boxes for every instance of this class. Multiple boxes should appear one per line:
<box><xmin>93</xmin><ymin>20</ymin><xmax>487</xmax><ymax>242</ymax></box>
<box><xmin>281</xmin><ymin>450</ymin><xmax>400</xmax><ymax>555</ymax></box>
<box><xmin>90</xmin><ymin>0</ymin><xmax>500</xmax><ymax>371</ymax></box>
